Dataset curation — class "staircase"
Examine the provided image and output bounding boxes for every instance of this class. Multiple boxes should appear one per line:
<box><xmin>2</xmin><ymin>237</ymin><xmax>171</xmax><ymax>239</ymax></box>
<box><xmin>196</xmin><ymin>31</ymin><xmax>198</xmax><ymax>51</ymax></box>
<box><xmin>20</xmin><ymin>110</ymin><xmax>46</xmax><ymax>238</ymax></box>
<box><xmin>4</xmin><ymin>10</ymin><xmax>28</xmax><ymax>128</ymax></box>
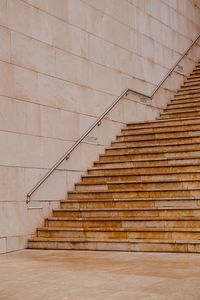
<box><xmin>29</xmin><ymin>62</ymin><xmax>200</xmax><ymax>253</ymax></box>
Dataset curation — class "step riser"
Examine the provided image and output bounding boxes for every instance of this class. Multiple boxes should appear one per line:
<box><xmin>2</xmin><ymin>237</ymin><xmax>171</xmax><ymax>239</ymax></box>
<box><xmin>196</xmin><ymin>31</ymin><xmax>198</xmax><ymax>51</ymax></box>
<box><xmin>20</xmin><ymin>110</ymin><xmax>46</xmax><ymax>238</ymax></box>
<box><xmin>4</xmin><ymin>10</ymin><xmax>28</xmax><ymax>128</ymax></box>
<box><xmin>112</xmin><ymin>137</ymin><xmax>200</xmax><ymax>147</ymax></box>
<box><xmin>53</xmin><ymin>209</ymin><xmax>200</xmax><ymax>218</ymax></box>
<box><xmin>100</xmin><ymin>151</ymin><xmax>200</xmax><ymax>161</ymax></box>
<box><xmin>166</xmin><ymin>103</ymin><xmax>200</xmax><ymax>110</ymax></box>
<box><xmin>182</xmin><ymin>77</ymin><xmax>200</xmax><ymax>86</ymax></box>
<box><xmin>177</xmin><ymin>89</ymin><xmax>200</xmax><ymax>95</ymax></box>
<box><xmin>179</xmin><ymin>90</ymin><xmax>200</xmax><ymax>95</ymax></box>
<box><xmin>105</xmin><ymin>144</ymin><xmax>200</xmax><ymax>155</ymax></box>
<box><xmin>164</xmin><ymin>107</ymin><xmax>200</xmax><ymax>114</ymax></box>
<box><xmin>170</xmin><ymin>99</ymin><xmax>200</xmax><ymax>105</ymax></box>
<box><xmin>37</xmin><ymin>230</ymin><xmax>200</xmax><ymax>240</ymax></box>
<box><xmin>117</xmin><ymin>131</ymin><xmax>200</xmax><ymax>142</ymax></box>
<box><xmin>88</xmin><ymin>167</ymin><xmax>200</xmax><ymax>176</ymax></box>
<box><xmin>173</xmin><ymin>94</ymin><xmax>200</xmax><ymax>100</ymax></box>
<box><xmin>122</xmin><ymin>124</ymin><xmax>200</xmax><ymax>135</ymax></box>
<box><xmin>45</xmin><ymin>219</ymin><xmax>200</xmax><ymax>228</ymax></box>
<box><xmin>60</xmin><ymin>200</ymin><xmax>200</xmax><ymax>209</ymax></box>
<box><xmin>183</xmin><ymin>81</ymin><xmax>200</xmax><ymax>87</ymax></box>
<box><xmin>185</xmin><ymin>77</ymin><xmax>200</xmax><ymax>82</ymax></box>
<box><xmin>94</xmin><ymin>159</ymin><xmax>200</xmax><ymax>168</ymax></box>
<box><xmin>192</xmin><ymin>66</ymin><xmax>200</xmax><ymax>71</ymax></box>
<box><xmin>188</xmin><ymin>74</ymin><xmax>200</xmax><ymax>79</ymax></box>
<box><xmin>183</xmin><ymin>81</ymin><xmax>200</xmax><ymax>86</ymax></box>
<box><xmin>126</xmin><ymin>118</ymin><xmax>200</xmax><ymax>129</ymax></box>
<box><xmin>190</xmin><ymin>71</ymin><xmax>200</xmax><ymax>76</ymax></box>
<box><xmin>180</xmin><ymin>86</ymin><xmax>200</xmax><ymax>91</ymax></box>
<box><xmin>176</xmin><ymin>92</ymin><xmax>200</xmax><ymax>98</ymax></box>
<box><xmin>68</xmin><ymin>190</ymin><xmax>195</xmax><ymax>200</ymax></box>
<box><xmin>28</xmin><ymin>241</ymin><xmax>200</xmax><ymax>253</ymax></box>
<box><xmin>160</xmin><ymin>111</ymin><xmax>200</xmax><ymax>119</ymax></box>
<box><xmin>82</xmin><ymin>173</ymin><xmax>200</xmax><ymax>183</ymax></box>
<box><xmin>75</xmin><ymin>182</ymin><xmax>200</xmax><ymax>192</ymax></box>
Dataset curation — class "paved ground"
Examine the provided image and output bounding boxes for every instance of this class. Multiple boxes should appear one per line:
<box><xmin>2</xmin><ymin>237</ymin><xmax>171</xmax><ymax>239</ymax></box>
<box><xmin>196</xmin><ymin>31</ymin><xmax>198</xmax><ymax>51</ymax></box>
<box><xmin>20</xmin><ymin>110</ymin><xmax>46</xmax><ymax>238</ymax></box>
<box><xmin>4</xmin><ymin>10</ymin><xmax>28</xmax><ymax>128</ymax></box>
<box><xmin>0</xmin><ymin>250</ymin><xmax>199</xmax><ymax>300</ymax></box>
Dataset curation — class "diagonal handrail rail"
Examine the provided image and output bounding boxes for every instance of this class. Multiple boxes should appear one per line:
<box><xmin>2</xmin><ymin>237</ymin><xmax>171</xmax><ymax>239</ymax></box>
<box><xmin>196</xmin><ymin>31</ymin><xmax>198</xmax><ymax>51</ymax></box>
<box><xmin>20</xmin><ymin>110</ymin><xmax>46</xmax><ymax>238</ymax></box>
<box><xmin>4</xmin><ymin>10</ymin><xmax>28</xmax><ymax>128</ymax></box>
<box><xmin>26</xmin><ymin>32</ymin><xmax>200</xmax><ymax>203</ymax></box>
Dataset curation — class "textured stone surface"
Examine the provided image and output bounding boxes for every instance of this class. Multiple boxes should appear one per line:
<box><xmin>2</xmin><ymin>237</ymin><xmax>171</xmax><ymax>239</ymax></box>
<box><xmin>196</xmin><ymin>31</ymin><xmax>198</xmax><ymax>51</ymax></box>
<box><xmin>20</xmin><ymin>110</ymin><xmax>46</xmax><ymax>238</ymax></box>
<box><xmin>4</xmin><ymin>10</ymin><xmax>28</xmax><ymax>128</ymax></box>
<box><xmin>1</xmin><ymin>0</ymin><xmax>200</xmax><ymax>253</ymax></box>
<box><xmin>0</xmin><ymin>250</ymin><xmax>200</xmax><ymax>299</ymax></box>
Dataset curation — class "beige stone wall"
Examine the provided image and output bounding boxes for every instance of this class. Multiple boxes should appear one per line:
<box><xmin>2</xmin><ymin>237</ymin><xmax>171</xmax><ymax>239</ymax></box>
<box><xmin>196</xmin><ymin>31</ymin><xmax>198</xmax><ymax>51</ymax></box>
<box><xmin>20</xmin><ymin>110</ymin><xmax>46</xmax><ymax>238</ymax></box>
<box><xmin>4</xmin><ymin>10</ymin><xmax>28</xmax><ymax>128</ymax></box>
<box><xmin>0</xmin><ymin>0</ymin><xmax>200</xmax><ymax>253</ymax></box>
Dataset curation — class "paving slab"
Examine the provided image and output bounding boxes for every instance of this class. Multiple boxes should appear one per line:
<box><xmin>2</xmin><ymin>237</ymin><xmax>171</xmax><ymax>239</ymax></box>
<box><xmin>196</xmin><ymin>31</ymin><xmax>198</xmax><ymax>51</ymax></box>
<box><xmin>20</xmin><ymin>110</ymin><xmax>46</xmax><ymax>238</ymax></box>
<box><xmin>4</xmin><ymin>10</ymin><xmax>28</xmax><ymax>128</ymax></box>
<box><xmin>0</xmin><ymin>250</ymin><xmax>200</xmax><ymax>300</ymax></box>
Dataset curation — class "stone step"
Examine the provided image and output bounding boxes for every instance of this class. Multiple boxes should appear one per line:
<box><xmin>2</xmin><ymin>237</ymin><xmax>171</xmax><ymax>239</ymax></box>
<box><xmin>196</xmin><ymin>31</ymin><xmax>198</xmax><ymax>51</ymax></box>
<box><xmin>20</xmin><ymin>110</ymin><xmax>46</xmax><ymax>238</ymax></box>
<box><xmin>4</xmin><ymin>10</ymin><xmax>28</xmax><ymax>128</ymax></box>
<box><xmin>52</xmin><ymin>207</ymin><xmax>200</xmax><ymax>219</ymax></box>
<box><xmin>160</xmin><ymin>110</ymin><xmax>200</xmax><ymax>119</ymax></box>
<box><xmin>167</xmin><ymin>102</ymin><xmax>200</xmax><ymax>110</ymax></box>
<box><xmin>183</xmin><ymin>78</ymin><xmax>200</xmax><ymax>84</ymax></box>
<box><xmin>112</xmin><ymin>135</ymin><xmax>200</xmax><ymax>147</ymax></box>
<box><xmin>60</xmin><ymin>197</ymin><xmax>199</xmax><ymax>210</ymax></box>
<box><xmin>75</xmin><ymin>180</ymin><xmax>200</xmax><ymax>192</ymax></box>
<box><xmin>183</xmin><ymin>78</ymin><xmax>200</xmax><ymax>85</ymax></box>
<box><xmin>122</xmin><ymin>122</ymin><xmax>200</xmax><ymax>135</ymax></box>
<box><xmin>126</xmin><ymin>116</ymin><xmax>200</xmax><ymax>129</ymax></box>
<box><xmin>108</xmin><ymin>180</ymin><xmax>200</xmax><ymax>190</ymax></box>
<box><xmin>179</xmin><ymin>85</ymin><xmax>200</xmax><ymax>91</ymax></box>
<box><xmin>188</xmin><ymin>73</ymin><xmax>200</xmax><ymax>79</ymax></box>
<box><xmin>173</xmin><ymin>94</ymin><xmax>200</xmax><ymax>100</ymax></box>
<box><xmin>190</xmin><ymin>70</ymin><xmax>200</xmax><ymax>75</ymax></box>
<box><xmin>37</xmin><ymin>226</ymin><xmax>200</xmax><ymax>240</ymax></box>
<box><xmin>170</xmin><ymin>98</ymin><xmax>200</xmax><ymax>105</ymax></box>
<box><xmin>164</xmin><ymin>106</ymin><xmax>200</xmax><ymax>114</ymax></box>
<box><xmin>95</xmin><ymin>156</ymin><xmax>200</xmax><ymax>167</ymax></box>
<box><xmin>44</xmin><ymin>216</ymin><xmax>200</xmax><ymax>228</ymax></box>
<box><xmin>82</xmin><ymin>172</ymin><xmax>200</xmax><ymax>184</ymax></box>
<box><xmin>185</xmin><ymin>78</ymin><xmax>200</xmax><ymax>84</ymax></box>
<box><xmin>176</xmin><ymin>89</ymin><xmax>200</xmax><ymax>96</ymax></box>
<box><xmin>68</xmin><ymin>188</ymin><xmax>199</xmax><ymax>199</ymax></box>
<box><xmin>105</xmin><ymin>142</ymin><xmax>200</xmax><ymax>156</ymax></box>
<box><xmin>192</xmin><ymin>65</ymin><xmax>200</xmax><ymax>70</ymax></box>
<box><xmin>190</xmin><ymin>73</ymin><xmax>200</xmax><ymax>78</ymax></box>
<box><xmin>89</xmin><ymin>164</ymin><xmax>200</xmax><ymax>176</ymax></box>
<box><xmin>117</xmin><ymin>131</ymin><xmax>200</xmax><ymax>142</ymax></box>
<box><xmin>100</xmin><ymin>150</ymin><xmax>200</xmax><ymax>161</ymax></box>
<box><xmin>28</xmin><ymin>237</ymin><xmax>200</xmax><ymax>252</ymax></box>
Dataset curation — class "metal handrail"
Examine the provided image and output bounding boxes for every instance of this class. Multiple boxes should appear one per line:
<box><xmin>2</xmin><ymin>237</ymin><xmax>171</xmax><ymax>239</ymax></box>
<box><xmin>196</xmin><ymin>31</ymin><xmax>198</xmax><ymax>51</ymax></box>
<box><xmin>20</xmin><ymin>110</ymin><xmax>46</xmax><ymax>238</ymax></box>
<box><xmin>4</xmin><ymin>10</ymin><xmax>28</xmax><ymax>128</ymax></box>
<box><xmin>26</xmin><ymin>32</ymin><xmax>200</xmax><ymax>203</ymax></box>
<box><xmin>151</xmin><ymin>33</ymin><xmax>200</xmax><ymax>97</ymax></box>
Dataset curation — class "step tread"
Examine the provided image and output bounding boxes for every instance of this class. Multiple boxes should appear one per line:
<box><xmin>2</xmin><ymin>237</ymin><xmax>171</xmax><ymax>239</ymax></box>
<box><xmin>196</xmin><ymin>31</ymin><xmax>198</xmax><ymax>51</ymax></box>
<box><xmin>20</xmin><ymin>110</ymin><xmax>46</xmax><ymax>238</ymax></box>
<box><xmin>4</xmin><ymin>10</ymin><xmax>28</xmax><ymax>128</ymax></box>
<box><xmin>160</xmin><ymin>106</ymin><xmax>200</xmax><ymax>116</ymax></box>
<box><xmin>90</xmin><ymin>163</ymin><xmax>200</xmax><ymax>170</ymax></box>
<box><xmin>54</xmin><ymin>207</ymin><xmax>200</xmax><ymax>212</ymax></box>
<box><xmin>176</xmin><ymin>91</ymin><xmax>200</xmax><ymax>96</ymax></box>
<box><xmin>113</xmin><ymin>135</ymin><xmax>200</xmax><ymax>143</ymax></box>
<box><xmin>28</xmin><ymin>237</ymin><xmax>200</xmax><ymax>244</ymax></box>
<box><xmin>118</xmin><ymin>129</ymin><xmax>200</xmax><ymax>137</ymax></box>
<box><xmin>37</xmin><ymin>226</ymin><xmax>200</xmax><ymax>232</ymax></box>
<box><xmin>126</xmin><ymin>116</ymin><xmax>200</xmax><ymax>126</ymax></box>
<box><xmin>96</xmin><ymin>156</ymin><xmax>200</xmax><ymax>163</ymax></box>
<box><xmin>47</xmin><ymin>216</ymin><xmax>200</xmax><ymax>221</ymax></box>
<box><xmin>99</xmin><ymin>150</ymin><xmax>200</xmax><ymax>158</ymax></box>
<box><xmin>167</xmin><ymin>104</ymin><xmax>200</xmax><ymax>110</ymax></box>
<box><xmin>69</xmin><ymin>187</ymin><xmax>200</xmax><ymax>193</ymax></box>
<box><xmin>76</xmin><ymin>179</ymin><xmax>200</xmax><ymax>186</ymax></box>
<box><xmin>61</xmin><ymin>197</ymin><xmax>197</xmax><ymax>203</ymax></box>
<box><xmin>107</xmin><ymin>141</ymin><xmax>200</xmax><ymax>150</ymax></box>
<box><xmin>83</xmin><ymin>172</ymin><xmax>200</xmax><ymax>179</ymax></box>
<box><xmin>171</xmin><ymin>98</ymin><xmax>200</xmax><ymax>103</ymax></box>
<box><xmin>124</xmin><ymin>120</ymin><xmax>200</xmax><ymax>130</ymax></box>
